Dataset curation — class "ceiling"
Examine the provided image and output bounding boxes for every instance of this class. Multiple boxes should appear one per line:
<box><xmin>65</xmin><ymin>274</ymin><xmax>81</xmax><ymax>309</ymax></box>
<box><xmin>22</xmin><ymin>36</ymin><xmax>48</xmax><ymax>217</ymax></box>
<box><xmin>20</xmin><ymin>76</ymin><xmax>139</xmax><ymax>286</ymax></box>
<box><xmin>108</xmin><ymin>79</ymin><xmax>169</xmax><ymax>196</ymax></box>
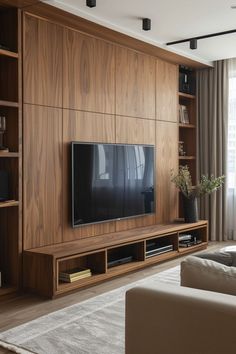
<box><xmin>45</xmin><ymin>0</ymin><xmax>236</xmax><ymax>66</ymax></box>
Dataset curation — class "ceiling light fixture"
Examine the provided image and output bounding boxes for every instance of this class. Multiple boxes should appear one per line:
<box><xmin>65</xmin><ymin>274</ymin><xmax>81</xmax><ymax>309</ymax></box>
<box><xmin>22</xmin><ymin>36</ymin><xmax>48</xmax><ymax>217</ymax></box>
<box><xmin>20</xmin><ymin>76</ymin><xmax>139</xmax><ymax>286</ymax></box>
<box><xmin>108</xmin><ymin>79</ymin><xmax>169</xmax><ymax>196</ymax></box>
<box><xmin>166</xmin><ymin>29</ymin><xmax>236</xmax><ymax>50</ymax></box>
<box><xmin>142</xmin><ymin>18</ymin><xmax>151</xmax><ymax>31</ymax></box>
<box><xmin>86</xmin><ymin>0</ymin><xmax>96</xmax><ymax>8</ymax></box>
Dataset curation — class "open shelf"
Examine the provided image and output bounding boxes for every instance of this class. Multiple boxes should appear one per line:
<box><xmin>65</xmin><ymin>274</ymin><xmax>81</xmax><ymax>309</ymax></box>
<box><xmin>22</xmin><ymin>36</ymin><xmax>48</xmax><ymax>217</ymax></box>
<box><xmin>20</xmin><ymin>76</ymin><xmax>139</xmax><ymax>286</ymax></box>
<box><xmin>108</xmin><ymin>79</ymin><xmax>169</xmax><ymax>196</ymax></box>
<box><xmin>0</xmin><ymin>285</ymin><xmax>17</xmax><ymax>297</ymax></box>
<box><xmin>179</xmin><ymin>156</ymin><xmax>196</xmax><ymax>160</ymax></box>
<box><xmin>178</xmin><ymin>242</ymin><xmax>208</xmax><ymax>254</ymax></box>
<box><xmin>0</xmin><ymin>100</ymin><xmax>19</xmax><ymax>108</ymax></box>
<box><xmin>179</xmin><ymin>123</ymin><xmax>196</xmax><ymax>129</ymax></box>
<box><xmin>0</xmin><ymin>48</ymin><xmax>18</xmax><ymax>59</ymax></box>
<box><xmin>0</xmin><ymin>152</ymin><xmax>19</xmax><ymax>158</ymax></box>
<box><xmin>178</xmin><ymin>92</ymin><xmax>195</xmax><ymax>99</ymax></box>
<box><xmin>0</xmin><ymin>200</ymin><xmax>19</xmax><ymax>208</ymax></box>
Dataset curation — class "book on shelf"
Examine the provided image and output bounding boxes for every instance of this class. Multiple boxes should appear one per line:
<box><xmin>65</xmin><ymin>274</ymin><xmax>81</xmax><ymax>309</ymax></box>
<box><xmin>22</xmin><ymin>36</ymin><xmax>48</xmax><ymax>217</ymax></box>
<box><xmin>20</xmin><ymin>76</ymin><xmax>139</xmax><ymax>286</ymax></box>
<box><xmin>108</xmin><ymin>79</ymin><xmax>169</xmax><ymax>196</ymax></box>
<box><xmin>59</xmin><ymin>267</ymin><xmax>91</xmax><ymax>280</ymax></box>
<box><xmin>59</xmin><ymin>271</ymin><xmax>92</xmax><ymax>283</ymax></box>
<box><xmin>179</xmin><ymin>105</ymin><xmax>189</xmax><ymax>124</ymax></box>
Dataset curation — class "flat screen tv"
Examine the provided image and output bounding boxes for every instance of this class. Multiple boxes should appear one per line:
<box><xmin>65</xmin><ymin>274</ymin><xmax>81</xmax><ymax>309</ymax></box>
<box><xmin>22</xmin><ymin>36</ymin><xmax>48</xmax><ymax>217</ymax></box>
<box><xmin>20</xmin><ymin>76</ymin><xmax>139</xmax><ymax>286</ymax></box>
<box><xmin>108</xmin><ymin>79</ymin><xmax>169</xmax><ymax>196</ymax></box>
<box><xmin>72</xmin><ymin>142</ymin><xmax>155</xmax><ymax>227</ymax></box>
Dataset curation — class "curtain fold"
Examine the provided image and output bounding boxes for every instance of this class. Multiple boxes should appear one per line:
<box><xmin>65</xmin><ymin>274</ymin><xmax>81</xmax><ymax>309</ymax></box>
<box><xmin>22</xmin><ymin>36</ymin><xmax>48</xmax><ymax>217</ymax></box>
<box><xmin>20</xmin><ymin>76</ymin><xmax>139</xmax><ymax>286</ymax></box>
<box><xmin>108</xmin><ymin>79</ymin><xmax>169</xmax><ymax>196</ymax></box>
<box><xmin>197</xmin><ymin>61</ymin><xmax>229</xmax><ymax>241</ymax></box>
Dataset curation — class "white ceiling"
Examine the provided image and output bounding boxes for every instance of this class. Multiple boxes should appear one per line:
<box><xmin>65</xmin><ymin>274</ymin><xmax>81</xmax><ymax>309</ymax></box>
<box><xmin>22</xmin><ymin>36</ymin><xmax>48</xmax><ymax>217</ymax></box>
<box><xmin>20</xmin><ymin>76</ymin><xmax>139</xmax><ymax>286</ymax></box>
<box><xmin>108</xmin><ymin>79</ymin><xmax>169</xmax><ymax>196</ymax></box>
<box><xmin>45</xmin><ymin>0</ymin><xmax>236</xmax><ymax>66</ymax></box>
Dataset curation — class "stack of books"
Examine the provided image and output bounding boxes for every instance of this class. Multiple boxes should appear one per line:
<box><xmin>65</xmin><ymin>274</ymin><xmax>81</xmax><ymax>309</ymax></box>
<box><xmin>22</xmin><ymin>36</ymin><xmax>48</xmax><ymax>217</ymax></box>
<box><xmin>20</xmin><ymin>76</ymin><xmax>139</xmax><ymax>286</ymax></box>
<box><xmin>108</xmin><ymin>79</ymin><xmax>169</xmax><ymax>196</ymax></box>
<box><xmin>179</xmin><ymin>105</ymin><xmax>189</xmax><ymax>124</ymax></box>
<box><xmin>59</xmin><ymin>267</ymin><xmax>92</xmax><ymax>283</ymax></box>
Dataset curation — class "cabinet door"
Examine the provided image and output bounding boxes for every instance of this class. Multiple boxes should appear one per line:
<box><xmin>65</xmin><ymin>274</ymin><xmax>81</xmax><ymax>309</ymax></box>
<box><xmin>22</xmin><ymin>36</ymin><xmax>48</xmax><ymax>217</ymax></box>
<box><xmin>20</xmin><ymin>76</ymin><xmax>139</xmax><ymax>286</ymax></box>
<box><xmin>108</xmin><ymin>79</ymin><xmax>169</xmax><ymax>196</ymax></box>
<box><xmin>23</xmin><ymin>14</ymin><xmax>63</xmax><ymax>107</ymax></box>
<box><xmin>156</xmin><ymin>120</ymin><xmax>178</xmax><ymax>223</ymax></box>
<box><xmin>63</xmin><ymin>28</ymin><xmax>115</xmax><ymax>114</ymax></box>
<box><xmin>156</xmin><ymin>60</ymin><xmax>178</xmax><ymax>122</ymax></box>
<box><xmin>116</xmin><ymin>47</ymin><xmax>156</xmax><ymax>119</ymax></box>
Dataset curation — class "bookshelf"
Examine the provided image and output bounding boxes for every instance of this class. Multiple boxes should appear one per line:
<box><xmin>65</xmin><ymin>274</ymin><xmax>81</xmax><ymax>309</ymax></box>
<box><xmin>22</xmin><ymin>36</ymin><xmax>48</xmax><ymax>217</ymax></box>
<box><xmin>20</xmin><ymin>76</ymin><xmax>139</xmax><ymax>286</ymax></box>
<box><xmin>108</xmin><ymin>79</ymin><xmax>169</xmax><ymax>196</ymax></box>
<box><xmin>0</xmin><ymin>7</ymin><xmax>22</xmax><ymax>298</ymax></box>
<box><xmin>178</xmin><ymin>73</ymin><xmax>196</xmax><ymax>217</ymax></box>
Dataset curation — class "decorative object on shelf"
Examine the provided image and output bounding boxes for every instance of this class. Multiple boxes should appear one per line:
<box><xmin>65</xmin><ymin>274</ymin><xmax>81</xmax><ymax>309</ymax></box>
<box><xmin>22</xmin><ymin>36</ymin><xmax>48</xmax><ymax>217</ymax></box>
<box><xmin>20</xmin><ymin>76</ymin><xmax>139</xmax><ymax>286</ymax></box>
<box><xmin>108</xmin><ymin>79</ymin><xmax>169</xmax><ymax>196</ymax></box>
<box><xmin>178</xmin><ymin>66</ymin><xmax>195</xmax><ymax>95</ymax></box>
<box><xmin>59</xmin><ymin>267</ymin><xmax>91</xmax><ymax>283</ymax></box>
<box><xmin>178</xmin><ymin>141</ymin><xmax>186</xmax><ymax>156</ymax></box>
<box><xmin>179</xmin><ymin>105</ymin><xmax>189</xmax><ymax>124</ymax></box>
<box><xmin>0</xmin><ymin>116</ymin><xmax>8</xmax><ymax>152</ymax></box>
<box><xmin>171</xmin><ymin>165</ymin><xmax>225</xmax><ymax>223</ymax></box>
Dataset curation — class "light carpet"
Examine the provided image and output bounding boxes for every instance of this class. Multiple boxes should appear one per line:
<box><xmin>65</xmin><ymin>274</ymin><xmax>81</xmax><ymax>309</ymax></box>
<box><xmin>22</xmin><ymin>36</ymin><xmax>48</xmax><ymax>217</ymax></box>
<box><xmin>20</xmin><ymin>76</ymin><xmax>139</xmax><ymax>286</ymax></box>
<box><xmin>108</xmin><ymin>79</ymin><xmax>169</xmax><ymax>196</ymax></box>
<box><xmin>0</xmin><ymin>266</ymin><xmax>180</xmax><ymax>354</ymax></box>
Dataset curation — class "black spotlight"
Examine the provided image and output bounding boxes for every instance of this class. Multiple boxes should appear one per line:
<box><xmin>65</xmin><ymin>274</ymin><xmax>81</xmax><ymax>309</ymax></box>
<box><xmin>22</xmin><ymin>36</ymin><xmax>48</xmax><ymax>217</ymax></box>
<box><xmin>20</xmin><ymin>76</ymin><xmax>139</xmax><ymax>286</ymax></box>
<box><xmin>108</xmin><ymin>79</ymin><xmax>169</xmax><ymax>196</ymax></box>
<box><xmin>86</xmin><ymin>0</ymin><xmax>96</xmax><ymax>8</ymax></box>
<box><xmin>190</xmin><ymin>38</ymin><xmax>197</xmax><ymax>50</ymax></box>
<box><xmin>142</xmin><ymin>18</ymin><xmax>151</xmax><ymax>31</ymax></box>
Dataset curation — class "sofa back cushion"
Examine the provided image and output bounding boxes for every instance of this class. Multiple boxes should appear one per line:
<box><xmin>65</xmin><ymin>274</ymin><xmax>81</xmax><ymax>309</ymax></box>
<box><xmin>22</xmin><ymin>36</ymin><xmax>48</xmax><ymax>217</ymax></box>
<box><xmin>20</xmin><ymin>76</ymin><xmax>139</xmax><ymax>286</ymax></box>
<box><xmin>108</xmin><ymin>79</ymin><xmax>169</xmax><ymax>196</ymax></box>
<box><xmin>181</xmin><ymin>255</ymin><xmax>236</xmax><ymax>296</ymax></box>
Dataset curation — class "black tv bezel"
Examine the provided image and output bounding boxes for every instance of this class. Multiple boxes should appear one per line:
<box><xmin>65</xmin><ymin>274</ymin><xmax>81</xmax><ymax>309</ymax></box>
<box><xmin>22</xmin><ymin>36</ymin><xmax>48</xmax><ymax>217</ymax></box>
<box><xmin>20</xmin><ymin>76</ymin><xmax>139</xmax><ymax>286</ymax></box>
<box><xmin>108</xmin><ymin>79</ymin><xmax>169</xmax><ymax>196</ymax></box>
<box><xmin>71</xmin><ymin>141</ymin><xmax>156</xmax><ymax>228</ymax></box>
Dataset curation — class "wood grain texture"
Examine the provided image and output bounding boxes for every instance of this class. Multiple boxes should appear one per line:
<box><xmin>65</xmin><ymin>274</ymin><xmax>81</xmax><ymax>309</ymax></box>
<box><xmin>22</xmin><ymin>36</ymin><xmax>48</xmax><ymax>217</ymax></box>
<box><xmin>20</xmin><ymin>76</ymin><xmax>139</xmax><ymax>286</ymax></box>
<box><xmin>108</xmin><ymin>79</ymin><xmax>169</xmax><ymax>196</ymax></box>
<box><xmin>116</xmin><ymin>116</ymin><xmax>155</xmax><ymax>145</ymax></box>
<box><xmin>23</xmin><ymin>2</ymin><xmax>209</xmax><ymax>69</ymax></box>
<box><xmin>23</xmin><ymin>221</ymin><xmax>208</xmax><ymax>297</ymax></box>
<box><xmin>63</xmin><ymin>28</ymin><xmax>115</xmax><ymax>114</ymax></box>
<box><xmin>23</xmin><ymin>14</ymin><xmax>62</xmax><ymax>107</ymax></box>
<box><xmin>23</xmin><ymin>104</ymin><xmax>63</xmax><ymax>249</ymax></box>
<box><xmin>116</xmin><ymin>47</ymin><xmax>156</xmax><ymax>119</ymax></box>
<box><xmin>156</xmin><ymin>121</ymin><xmax>178</xmax><ymax>223</ymax></box>
<box><xmin>62</xmin><ymin>109</ymin><xmax>116</xmax><ymax>242</ymax></box>
<box><xmin>156</xmin><ymin>59</ymin><xmax>178</xmax><ymax>122</ymax></box>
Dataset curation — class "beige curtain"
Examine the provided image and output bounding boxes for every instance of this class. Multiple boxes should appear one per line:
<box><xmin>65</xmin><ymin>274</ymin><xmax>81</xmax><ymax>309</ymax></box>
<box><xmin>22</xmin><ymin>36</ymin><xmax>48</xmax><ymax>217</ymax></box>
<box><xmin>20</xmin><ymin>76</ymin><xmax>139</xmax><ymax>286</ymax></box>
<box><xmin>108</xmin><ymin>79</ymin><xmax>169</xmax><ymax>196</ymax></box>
<box><xmin>196</xmin><ymin>60</ymin><xmax>229</xmax><ymax>241</ymax></box>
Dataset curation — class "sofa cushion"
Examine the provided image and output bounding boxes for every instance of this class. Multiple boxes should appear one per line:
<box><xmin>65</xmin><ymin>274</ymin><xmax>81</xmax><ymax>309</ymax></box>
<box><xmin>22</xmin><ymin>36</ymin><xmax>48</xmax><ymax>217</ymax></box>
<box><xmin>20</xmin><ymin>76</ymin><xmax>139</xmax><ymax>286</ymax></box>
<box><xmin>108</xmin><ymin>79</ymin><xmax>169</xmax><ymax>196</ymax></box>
<box><xmin>220</xmin><ymin>246</ymin><xmax>236</xmax><ymax>266</ymax></box>
<box><xmin>195</xmin><ymin>251</ymin><xmax>233</xmax><ymax>266</ymax></box>
<box><xmin>181</xmin><ymin>255</ymin><xmax>236</xmax><ymax>296</ymax></box>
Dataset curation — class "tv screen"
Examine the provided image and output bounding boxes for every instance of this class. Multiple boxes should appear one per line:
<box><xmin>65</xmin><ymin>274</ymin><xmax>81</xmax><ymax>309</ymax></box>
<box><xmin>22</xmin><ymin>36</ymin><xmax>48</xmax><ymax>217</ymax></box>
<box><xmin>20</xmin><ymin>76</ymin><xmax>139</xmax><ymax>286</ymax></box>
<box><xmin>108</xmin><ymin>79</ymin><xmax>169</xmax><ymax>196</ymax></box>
<box><xmin>72</xmin><ymin>142</ymin><xmax>155</xmax><ymax>227</ymax></box>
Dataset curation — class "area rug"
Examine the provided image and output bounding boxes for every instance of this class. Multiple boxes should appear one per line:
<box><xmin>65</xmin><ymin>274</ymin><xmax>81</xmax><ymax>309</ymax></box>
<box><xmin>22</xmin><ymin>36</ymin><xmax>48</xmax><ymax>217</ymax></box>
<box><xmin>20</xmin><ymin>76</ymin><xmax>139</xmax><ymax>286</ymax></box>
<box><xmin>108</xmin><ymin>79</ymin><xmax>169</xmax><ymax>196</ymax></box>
<box><xmin>0</xmin><ymin>266</ymin><xmax>180</xmax><ymax>354</ymax></box>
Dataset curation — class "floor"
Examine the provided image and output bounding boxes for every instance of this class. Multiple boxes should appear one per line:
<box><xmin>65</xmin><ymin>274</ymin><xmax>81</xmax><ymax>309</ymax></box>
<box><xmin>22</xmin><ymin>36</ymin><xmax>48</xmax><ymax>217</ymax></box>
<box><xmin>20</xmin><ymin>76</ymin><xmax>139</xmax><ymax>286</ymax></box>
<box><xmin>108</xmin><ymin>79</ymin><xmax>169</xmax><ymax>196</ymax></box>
<box><xmin>0</xmin><ymin>241</ymin><xmax>235</xmax><ymax>354</ymax></box>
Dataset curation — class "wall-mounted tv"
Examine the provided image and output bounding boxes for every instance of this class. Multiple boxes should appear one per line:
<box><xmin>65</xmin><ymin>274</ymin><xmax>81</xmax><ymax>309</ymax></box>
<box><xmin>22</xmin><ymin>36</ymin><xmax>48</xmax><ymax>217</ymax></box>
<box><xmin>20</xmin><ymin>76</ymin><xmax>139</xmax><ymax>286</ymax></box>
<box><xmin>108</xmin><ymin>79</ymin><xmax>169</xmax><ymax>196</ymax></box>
<box><xmin>72</xmin><ymin>142</ymin><xmax>155</xmax><ymax>227</ymax></box>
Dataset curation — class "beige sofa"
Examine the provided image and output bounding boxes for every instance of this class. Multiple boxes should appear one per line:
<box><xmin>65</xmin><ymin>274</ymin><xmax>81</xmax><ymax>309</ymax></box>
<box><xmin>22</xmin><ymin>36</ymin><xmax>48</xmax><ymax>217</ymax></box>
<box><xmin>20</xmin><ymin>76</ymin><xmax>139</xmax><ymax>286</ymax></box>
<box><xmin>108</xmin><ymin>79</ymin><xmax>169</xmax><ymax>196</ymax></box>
<box><xmin>125</xmin><ymin>281</ymin><xmax>236</xmax><ymax>354</ymax></box>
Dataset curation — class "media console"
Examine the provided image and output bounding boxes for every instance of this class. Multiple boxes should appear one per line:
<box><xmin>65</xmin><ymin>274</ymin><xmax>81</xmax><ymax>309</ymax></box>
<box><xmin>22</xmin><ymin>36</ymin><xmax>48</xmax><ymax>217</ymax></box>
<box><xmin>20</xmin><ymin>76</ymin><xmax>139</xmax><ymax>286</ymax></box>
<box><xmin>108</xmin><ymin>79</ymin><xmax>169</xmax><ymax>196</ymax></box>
<box><xmin>23</xmin><ymin>220</ymin><xmax>208</xmax><ymax>298</ymax></box>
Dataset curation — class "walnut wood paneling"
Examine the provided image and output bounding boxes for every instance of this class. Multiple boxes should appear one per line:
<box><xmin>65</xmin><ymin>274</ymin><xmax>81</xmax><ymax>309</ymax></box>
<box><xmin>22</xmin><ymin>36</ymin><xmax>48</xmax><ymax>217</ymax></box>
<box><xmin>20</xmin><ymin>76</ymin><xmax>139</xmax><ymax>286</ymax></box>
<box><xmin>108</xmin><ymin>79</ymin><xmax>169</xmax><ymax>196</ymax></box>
<box><xmin>23</xmin><ymin>14</ymin><xmax>62</xmax><ymax>107</ymax></box>
<box><xmin>23</xmin><ymin>104</ymin><xmax>63</xmax><ymax>249</ymax></box>
<box><xmin>116</xmin><ymin>116</ymin><xmax>155</xmax><ymax>145</ymax></box>
<box><xmin>63</xmin><ymin>28</ymin><xmax>115</xmax><ymax>114</ymax></box>
<box><xmin>24</xmin><ymin>2</ymin><xmax>209</xmax><ymax>69</ymax></box>
<box><xmin>116</xmin><ymin>47</ymin><xmax>156</xmax><ymax>119</ymax></box>
<box><xmin>156</xmin><ymin>59</ymin><xmax>178</xmax><ymax>122</ymax></box>
<box><xmin>62</xmin><ymin>109</ymin><xmax>116</xmax><ymax>242</ymax></box>
<box><xmin>156</xmin><ymin>121</ymin><xmax>178</xmax><ymax>223</ymax></box>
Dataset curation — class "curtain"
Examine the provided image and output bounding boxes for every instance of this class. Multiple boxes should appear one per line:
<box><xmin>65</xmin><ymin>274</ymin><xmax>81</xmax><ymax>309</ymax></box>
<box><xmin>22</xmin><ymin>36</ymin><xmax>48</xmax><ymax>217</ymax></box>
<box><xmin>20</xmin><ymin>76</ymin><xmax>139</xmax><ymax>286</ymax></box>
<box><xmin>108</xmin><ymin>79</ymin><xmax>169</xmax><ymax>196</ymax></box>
<box><xmin>196</xmin><ymin>60</ymin><xmax>229</xmax><ymax>241</ymax></box>
<box><xmin>227</xmin><ymin>58</ymin><xmax>236</xmax><ymax>240</ymax></box>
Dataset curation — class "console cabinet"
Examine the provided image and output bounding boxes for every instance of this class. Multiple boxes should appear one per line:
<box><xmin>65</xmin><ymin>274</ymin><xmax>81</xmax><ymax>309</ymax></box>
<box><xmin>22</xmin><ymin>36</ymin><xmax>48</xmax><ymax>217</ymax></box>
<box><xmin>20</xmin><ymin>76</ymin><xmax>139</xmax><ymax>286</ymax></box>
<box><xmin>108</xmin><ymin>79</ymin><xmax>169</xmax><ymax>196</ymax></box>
<box><xmin>23</xmin><ymin>220</ymin><xmax>208</xmax><ymax>298</ymax></box>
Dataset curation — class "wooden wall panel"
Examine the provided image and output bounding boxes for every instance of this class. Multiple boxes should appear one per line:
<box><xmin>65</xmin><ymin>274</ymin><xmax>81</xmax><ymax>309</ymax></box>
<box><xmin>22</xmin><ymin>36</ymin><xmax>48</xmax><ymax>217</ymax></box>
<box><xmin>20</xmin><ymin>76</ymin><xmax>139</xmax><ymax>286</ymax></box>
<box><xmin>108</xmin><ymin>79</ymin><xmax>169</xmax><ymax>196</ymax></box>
<box><xmin>23</xmin><ymin>14</ymin><xmax>62</xmax><ymax>107</ymax></box>
<box><xmin>156</xmin><ymin>121</ymin><xmax>178</xmax><ymax>223</ymax></box>
<box><xmin>63</xmin><ymin>28</ymin><xmax>115</xmax><ymax>114</ymax></box>
<box><xmin>156</xmin><ymin>59</ymin><xmax>178</xmax><ymax>122</ymax></box>
<box><xmin>62</xmin><ymin>109</ymin><xmax>116</xmax><ymax>242</ymax></box>
<box><xmin>116</xmin><ymin>116</ymin><xmax>155</xmax><ymax>145</ymax></box>
<box><xmin>23</xmin><ymin>105</ymin><xmax>63</xmax><ymax>249</ymax></box>
<box><xmin>116</xmin><ymin>47</ymin><xmax>156</xmax><ymax>119</ymax></box>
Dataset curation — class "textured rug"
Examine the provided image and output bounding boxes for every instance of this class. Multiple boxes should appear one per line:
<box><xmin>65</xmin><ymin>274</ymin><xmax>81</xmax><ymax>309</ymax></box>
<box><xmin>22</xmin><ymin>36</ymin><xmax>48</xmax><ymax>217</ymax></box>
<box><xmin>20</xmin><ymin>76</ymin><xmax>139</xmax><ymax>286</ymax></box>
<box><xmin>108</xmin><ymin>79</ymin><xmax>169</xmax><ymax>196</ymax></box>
<box><xmin>0</xmin><ymin>266</ymin><xmax>180</xmax><ymax>354</ymax></box>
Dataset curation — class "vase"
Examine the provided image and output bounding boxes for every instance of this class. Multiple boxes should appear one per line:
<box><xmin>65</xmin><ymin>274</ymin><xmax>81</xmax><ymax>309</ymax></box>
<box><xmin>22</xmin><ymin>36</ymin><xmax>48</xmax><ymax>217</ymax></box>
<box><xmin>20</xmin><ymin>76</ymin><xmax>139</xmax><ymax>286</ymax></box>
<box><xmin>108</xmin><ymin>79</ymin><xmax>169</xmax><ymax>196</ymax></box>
<box><xmin>182</xmin><ymin>195</ymin><xmax>198</xmax><ymax>223</ymax></box>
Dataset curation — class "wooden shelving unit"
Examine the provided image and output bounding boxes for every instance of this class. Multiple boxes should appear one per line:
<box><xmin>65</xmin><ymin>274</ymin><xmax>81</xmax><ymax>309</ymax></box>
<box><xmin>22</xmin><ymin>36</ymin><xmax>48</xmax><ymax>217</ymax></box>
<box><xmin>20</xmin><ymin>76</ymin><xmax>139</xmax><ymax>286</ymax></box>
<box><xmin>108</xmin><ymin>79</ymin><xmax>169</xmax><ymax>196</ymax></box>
<box><xmin>178</xmin><ymin>68</ymin><xmax>196</xmax><ymax>217</ymax></box>
<box><xmin>0</xmin><ymin>7</ymin><xmax>22</xmax><ymax>298</ymax></box>
<box><xmin>24</xmin><ymin>221</ymin><xmax>208</xmax><ymax>298</ymax></box>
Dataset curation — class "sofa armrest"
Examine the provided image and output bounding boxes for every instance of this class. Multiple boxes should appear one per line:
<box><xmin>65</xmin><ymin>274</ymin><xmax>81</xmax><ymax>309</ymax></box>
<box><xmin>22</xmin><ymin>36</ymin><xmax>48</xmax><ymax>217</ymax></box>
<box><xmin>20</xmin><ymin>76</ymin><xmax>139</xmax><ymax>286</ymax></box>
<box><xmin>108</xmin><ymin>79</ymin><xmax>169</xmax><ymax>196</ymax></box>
<box><xmin>125</xmin><ymin>282</ymin><xmax>236</xmax><ymax>354</ymax></box>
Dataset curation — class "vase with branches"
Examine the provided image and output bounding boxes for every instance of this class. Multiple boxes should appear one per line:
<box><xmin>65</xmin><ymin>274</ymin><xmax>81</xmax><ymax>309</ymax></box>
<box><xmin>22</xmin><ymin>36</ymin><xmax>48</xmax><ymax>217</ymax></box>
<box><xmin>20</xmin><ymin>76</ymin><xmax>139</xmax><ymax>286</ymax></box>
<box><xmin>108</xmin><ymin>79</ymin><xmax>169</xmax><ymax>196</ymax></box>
<box><xmin>171</xmin><ymin>165</ymin><xmax>225</xmax><ymax>222</ymax></box>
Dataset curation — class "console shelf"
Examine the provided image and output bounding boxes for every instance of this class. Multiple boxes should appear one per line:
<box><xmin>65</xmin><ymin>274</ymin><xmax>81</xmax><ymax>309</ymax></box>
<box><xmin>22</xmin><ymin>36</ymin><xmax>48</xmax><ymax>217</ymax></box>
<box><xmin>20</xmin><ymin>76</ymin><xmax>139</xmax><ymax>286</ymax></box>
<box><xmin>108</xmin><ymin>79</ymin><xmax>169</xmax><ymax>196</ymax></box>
<box><xmin>24</xmin><ymin>220</ymin><xmax>208</xmax><ymax>298</ymax></box>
